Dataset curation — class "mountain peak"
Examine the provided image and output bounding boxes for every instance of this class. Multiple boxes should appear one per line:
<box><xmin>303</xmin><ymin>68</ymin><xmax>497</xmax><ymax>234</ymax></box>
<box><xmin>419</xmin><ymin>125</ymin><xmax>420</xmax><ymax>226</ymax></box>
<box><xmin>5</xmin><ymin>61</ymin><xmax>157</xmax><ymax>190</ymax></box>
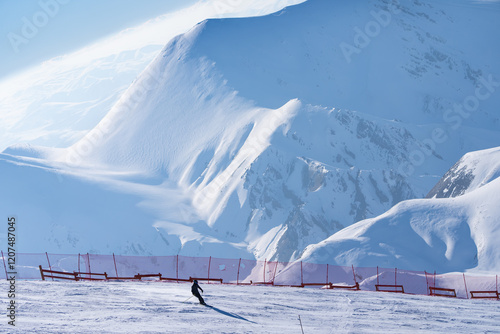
<box><xmin>426</xmin><ymin>146</ymin><xmax>500</xmax><ymax>198</ymax></box>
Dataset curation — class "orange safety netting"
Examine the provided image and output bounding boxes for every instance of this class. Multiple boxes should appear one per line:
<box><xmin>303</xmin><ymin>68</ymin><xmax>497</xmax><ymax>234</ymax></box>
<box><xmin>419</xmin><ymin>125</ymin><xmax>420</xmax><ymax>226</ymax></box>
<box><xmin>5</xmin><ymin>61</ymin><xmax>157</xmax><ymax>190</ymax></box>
<box><xmin>3</xmin><ymin>252</ymin><xmax>498</xmax><ymax>300</ymax></box>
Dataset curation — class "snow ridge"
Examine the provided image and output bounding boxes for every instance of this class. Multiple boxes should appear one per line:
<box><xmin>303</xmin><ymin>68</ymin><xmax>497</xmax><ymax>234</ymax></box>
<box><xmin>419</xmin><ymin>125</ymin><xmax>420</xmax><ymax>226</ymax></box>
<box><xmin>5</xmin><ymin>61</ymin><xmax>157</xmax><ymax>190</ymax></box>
<box><xmin>426</xmin><ymin>146</ymin><xmax>500</xmax><ymax>198</ymax></box>
<box><xmin>1</xmin><ymin>0</ymin><xmax>499</xmax><ymax>272</ymax></box>
<box><xmin>300</xmin><ymin>147</ymin><xmax>500</xmax><ymax>273</ymax></box>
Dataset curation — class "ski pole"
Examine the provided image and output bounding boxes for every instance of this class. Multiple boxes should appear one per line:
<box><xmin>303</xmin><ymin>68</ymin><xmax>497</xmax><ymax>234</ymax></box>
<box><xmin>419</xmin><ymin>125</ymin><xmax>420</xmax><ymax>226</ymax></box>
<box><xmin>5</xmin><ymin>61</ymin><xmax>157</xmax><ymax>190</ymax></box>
<box><xmin>183</xmin><ymin>296</ymin><xmax>194</xmax><ymax>303</ymax></box>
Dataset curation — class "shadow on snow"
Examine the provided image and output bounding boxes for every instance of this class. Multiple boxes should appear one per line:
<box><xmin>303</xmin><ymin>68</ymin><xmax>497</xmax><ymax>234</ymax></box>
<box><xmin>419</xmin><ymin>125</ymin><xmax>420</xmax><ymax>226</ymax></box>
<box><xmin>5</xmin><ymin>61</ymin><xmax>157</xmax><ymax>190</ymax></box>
<box><xmin>205</xmin><ymin>305</ymin><xmax>256</xmax><ymax>324</ymax></box>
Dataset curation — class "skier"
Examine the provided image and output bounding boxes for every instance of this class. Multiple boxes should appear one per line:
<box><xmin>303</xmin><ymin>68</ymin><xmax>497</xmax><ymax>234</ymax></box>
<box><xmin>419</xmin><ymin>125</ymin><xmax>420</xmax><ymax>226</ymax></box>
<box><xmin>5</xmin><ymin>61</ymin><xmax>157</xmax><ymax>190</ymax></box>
<box><xmin>191</xmin><ymin>280</ymin><xmax>206</xmax><ymax>305</ymax></box>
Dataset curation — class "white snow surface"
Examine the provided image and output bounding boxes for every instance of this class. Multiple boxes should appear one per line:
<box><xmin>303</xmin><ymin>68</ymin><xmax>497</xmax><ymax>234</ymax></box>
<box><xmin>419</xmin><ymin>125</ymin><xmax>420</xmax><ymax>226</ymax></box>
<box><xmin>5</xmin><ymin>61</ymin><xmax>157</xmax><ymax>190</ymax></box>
<box><xmin>451</xmin><ymin>147</ymin><xmax>500</xmax><ymax>193</ymax></box>
<box><xmin>426</xmin><ymin>146</ymin><xmax>500</xmax><ymax>198</ymax></box>
<box><xmin>1</xmin><ymin>0</ymin><xmax>500</xmax><ymax>270</ymax></box>
<box><xmin>0</xmin><ymin>0</ymin><xmax>305</xmax><ymax>153</ymax></box>
<box><xmin>300</xmin><ymin>155</ymin><xmax>500</xmax><ymax>273</ymax></box>
<box><xmin>5</xmin><ymin>280</ymin><xmax>500</xmax><ymax>333</ymax></box>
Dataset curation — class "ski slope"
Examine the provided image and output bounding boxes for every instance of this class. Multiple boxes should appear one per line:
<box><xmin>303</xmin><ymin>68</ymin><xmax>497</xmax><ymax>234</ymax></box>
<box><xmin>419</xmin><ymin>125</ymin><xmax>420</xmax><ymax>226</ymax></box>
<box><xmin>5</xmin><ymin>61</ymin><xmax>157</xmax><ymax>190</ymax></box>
<box><xmin>6</xmin><ymin>280</ymin><xmax>500</xmax><ymax>333</ymax></box>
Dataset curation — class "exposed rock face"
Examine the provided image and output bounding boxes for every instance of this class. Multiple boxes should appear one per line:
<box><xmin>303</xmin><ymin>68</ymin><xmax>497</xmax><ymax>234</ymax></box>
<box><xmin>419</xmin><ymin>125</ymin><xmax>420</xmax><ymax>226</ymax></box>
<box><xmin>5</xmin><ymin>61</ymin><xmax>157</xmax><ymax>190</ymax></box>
<box><xmin>427</xmin><ymin>147</ymin><xmax>500</xmax><ymax>199</ymax></box>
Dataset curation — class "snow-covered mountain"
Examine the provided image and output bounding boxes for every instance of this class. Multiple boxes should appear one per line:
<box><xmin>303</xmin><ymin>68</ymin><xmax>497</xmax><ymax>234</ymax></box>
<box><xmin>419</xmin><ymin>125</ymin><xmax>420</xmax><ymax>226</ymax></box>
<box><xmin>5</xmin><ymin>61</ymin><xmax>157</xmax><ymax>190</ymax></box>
<box><xmin>1</xmin><ymin>0</ymin><xmax>499</xmax><ymax>271</ymax></box>
<box><xmin>0</xmin><ymin>0</ymin><xmax>305</xmax><ymax>152</ymax></box>
<box><xmin>426</xmin><ymin>146</ymin><xmax>500</xmax><ymax>199</ymax></box>
<box><xmin>299</xmin><ymin>146</ymin><xmax>500</xmax><ymax>273</ymax></box>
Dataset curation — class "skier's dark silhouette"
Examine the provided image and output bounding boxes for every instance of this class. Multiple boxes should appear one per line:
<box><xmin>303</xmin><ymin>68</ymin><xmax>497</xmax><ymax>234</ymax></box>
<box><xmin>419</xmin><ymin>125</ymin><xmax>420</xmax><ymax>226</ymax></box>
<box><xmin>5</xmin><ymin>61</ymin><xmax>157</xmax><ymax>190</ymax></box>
<box><xmin>191</xmin><ymin>280</ymin><xmax>205</xmax><ymax>305</ymax></box>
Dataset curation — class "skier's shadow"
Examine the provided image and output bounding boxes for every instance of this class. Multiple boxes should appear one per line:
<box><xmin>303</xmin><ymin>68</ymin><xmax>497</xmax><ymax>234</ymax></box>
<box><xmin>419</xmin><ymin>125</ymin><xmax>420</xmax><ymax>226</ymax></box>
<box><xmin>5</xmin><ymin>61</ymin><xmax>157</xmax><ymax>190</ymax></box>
<box><xmin>205</xmin><ymin>305</ymin><xmax>256</xmax><ymax>323</ymax></box>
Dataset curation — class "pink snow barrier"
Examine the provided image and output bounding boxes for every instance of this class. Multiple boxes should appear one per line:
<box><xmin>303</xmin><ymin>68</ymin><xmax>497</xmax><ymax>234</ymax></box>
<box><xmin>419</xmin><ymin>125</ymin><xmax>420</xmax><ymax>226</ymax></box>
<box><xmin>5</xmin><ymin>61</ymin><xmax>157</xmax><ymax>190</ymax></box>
<box><xmin>7</xmin><ymin>253</ymin><xmax>499</xmax><ymax>300</ymax></box>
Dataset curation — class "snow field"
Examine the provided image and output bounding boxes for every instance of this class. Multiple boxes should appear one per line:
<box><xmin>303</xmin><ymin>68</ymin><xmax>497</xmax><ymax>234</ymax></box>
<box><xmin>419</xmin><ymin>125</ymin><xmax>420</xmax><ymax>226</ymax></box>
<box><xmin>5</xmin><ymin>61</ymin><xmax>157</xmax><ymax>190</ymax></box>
<box><xmin>300</xmin><ymin>176</ymin><xmax>500</xmax><ymax>273</ymax></box>
<box><xmin>4</xmin><ymin>280</ymin><xmax>500</xmax><ymax>333</ymax></box>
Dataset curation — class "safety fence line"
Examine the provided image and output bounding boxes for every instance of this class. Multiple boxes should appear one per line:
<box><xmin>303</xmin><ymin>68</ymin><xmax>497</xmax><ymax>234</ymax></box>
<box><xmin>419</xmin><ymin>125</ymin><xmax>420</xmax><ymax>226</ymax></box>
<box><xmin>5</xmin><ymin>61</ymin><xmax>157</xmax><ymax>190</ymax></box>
<box><xmin>2</xmin><ymin>252</ymin><xmax>499</xmax><ymax>300</ymax></box>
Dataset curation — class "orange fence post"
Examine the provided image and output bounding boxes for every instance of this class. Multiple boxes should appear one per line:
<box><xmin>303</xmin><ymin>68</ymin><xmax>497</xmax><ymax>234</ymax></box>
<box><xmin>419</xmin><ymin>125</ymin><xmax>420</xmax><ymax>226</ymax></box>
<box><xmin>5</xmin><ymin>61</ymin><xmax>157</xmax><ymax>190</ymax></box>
<box><xmin>300</xmin><ymin>261</ymin><xmax>303</xmax><ymax>286</ymax></box>
<box><xmin>463</xmin><ymin>273</ymin><xmax>469</xmax><ymax>299</ymax></box>
<box><xmin>87</xmin><ymin>253</ymin><xmax>92</xmax><ymax>280</ymax></box>
<box><xmin>272</xmin><ymin>261</ymin><xmax>278</xmax><ymax>285</ymax></box>
<box><xmin>425</xmin><ymin>271</ymin><xmax>429</xmax><ymax>294</ymax></box>
<box><xmin>113</xmin><ymin>253</ymin><xmax>118</xmax><ymax>277</ymax></box>
<box><xmin>1</xmin><ymin>251</ymin><xmax>7</xmax><ymax>280</ymax></box>
<box><xmin>208</xmin><ymin>256</ymin><xmax>211</xmax><ymax>284</ymax></box>
<box><xmin>263</xmin><ymin>259</ymin><xmax>267</xmax><ymax>283</ymax></box>
<box><xmin>39</xmin><ymin>265</ymin><xmax>45</xmax><ymax>280</ymax></box>
<box><xmin>176</xmin><ymin>255</ymin><xmax>179</xmax><ymax>282</ymax></box>
<box><xmin>45</xmin><ymin>252</ymin><xmax>53</xmax><ymax>281</ymax></box>
<box><xmin>236</xmin><ymin>258</ymin><xmax>241</xmax><ymax>285</ymax></box>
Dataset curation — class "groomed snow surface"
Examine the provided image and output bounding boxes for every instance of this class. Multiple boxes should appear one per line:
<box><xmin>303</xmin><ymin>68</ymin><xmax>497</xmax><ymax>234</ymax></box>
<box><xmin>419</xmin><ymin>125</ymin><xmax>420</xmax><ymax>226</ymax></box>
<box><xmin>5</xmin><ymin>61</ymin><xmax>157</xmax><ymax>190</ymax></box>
<box><xmin>5</xmin><ymin>280</ymin><xmax>499</xmax><ymax>333</ymax></box>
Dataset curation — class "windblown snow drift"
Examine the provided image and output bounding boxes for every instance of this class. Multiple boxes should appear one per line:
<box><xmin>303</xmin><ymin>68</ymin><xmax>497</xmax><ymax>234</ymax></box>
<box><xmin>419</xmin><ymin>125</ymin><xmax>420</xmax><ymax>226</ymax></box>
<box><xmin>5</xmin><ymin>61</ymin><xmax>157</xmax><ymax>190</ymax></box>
<box><xmin>1</xmin><ymin>0</ymin><xmax>499</xmax><ymax>272</ymax></box>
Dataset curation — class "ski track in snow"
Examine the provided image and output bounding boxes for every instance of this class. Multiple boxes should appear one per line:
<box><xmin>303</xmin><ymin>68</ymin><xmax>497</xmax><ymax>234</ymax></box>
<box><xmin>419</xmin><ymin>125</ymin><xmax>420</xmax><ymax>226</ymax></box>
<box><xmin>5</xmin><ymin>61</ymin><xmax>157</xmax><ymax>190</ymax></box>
<box><xmin>4</xmin><ymin>280</ymin><xmax>500</xmax><ymax>333</ymax></box>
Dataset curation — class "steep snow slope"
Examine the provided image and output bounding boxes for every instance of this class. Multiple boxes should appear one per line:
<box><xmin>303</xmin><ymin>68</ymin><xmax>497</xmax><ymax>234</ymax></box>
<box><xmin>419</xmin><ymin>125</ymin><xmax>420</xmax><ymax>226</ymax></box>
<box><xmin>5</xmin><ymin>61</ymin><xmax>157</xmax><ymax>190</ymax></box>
<box><xmin>426</xmin><ymin>146</ymin><xmax>500</xmax><ymax>198</ymax></box>
<box><xmin>0</xmin><ymin>0</ymin><xmax>305</xmax><ymax>153</ymax></box>
<box><xmin>299</xmin><ymin>147</ymin><xmax>500</xmax><ymax>273</ymax></box>
<box><xmin>1</xmin><ymin>0</ymin><xmax>500</xmax><ymax>265</ymax></box>
<box><xmin>189</xmin><ymin>0</ymin><xmax>500</xmax><ymax>127</ymax></box>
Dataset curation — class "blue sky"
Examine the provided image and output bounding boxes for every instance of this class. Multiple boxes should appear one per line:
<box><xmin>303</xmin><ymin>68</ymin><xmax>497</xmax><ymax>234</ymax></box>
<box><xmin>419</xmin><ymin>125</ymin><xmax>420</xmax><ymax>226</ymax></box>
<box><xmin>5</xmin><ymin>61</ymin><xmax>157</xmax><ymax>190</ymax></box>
<box><xmin>0</xmin><ymin>0</ymin><xmax>197</xmax><ymax>80</ymax></box>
